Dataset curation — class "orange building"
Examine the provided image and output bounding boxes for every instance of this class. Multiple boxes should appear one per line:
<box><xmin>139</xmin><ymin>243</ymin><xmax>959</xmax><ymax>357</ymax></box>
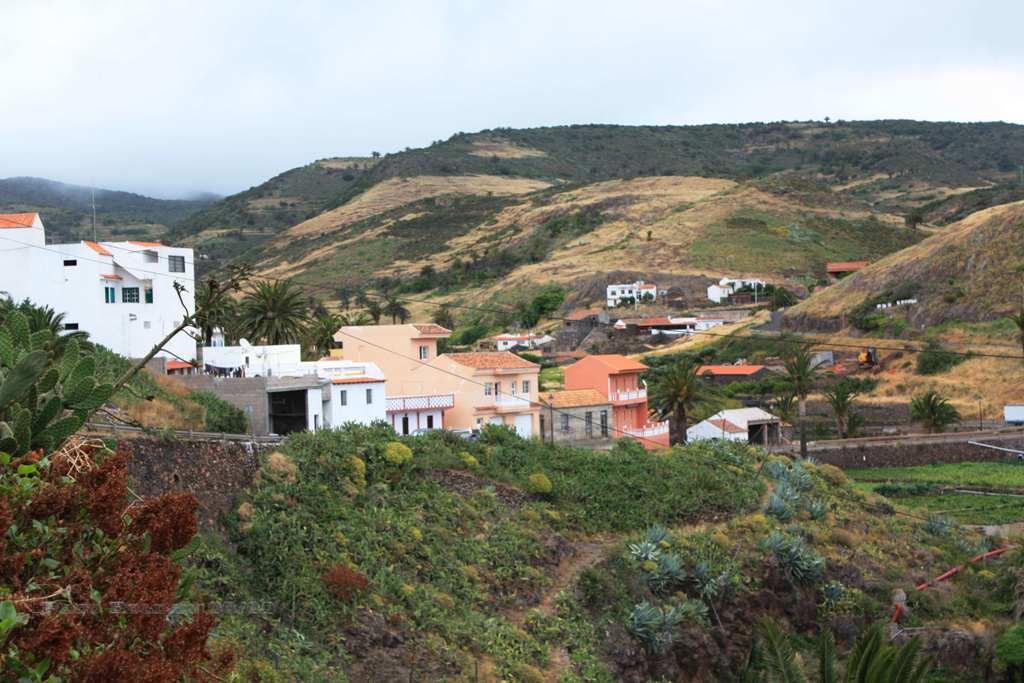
<box><xmin>563</xmin><ymin>354</ymin><xmax>669</xmax><ymax>448</ymax></box>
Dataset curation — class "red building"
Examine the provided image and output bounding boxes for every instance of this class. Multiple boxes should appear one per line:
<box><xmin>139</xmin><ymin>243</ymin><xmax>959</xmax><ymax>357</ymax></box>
<box><xmin>563</xmin><ymin>354</ymin><xmax>669</xmax><ymax>448</ymax></box>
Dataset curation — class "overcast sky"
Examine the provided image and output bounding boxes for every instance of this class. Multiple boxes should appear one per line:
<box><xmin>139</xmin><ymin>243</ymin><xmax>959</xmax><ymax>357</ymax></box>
<box><xmin>2</xmin><ymin>0</ymin><xmax>1022</xmax><ymax>198</ymax></box>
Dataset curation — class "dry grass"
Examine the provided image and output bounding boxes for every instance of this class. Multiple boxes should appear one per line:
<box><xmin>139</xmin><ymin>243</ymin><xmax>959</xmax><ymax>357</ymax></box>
<box><xmin>468</xmin><ymin>138</ymin><xmax>548</xmax><ymax>159</ymax></box>
<box><xmin>123</xmin><ymin>397</ymin><xmax>203</xmax><ymax>430</ymax></box>
<box><xmin>790</xmin><ymin>199</ymin><xmax>1024</xmax><ymax>319</ymax></box>
<box><xmin>283</xmin><ymin>175</ymin><xmax>551</xmax><ymax>240</ymax></box>
<box><xmin>316</xmin><ymin>157</ymin><xmax>377</xmax><ymax>170</ymax></box>
<box><xmin>152</xmin><ymin>372</ymin><xmax>194</xmax><ymax>399</ymax></box>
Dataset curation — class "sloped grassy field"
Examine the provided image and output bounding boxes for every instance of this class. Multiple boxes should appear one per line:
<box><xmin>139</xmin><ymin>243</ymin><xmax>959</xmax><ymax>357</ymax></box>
<box><xmin>186</xmin><ymin>426</ymin><xmax>1021</xmax><ymax>681</ymax></box>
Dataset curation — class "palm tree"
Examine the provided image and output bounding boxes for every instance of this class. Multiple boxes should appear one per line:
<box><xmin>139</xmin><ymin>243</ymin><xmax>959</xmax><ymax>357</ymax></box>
<box><xmin>910</xmin><ymin>390</ymin><xmax>961</xmax><ymax>433</ymax></box>
<box><xmin>753</xmin><ymin>619</ymin><xmax>931</xmax><ymax>682</ymax></box>
<box><xmin>382</xmin><ymin>296</ymin><xmax>411</xmax><ymax>324</ymax></box>
<box><xmin>193</xmin><ymin>279</ymin><xmax>237</xmax><ymax>345</ymax></box>
<box><xmin>306</xmin><ymin>313</ymin><xmax>342</xmax><ymax>359</ymax></box>
<box><xmin>782</xmin><ymin>343</ymin><xmax>821</xmax><ymax>457</ymax></box>
<box><xmin>432</xmin><ymin>303</ymin><xmax>456</xmax><ymax>330</ymax></box>
<box><xmin>238</xmin><ymin>279</ymin><xmax>309</xmax><ymax>345</ymax></box>
<box><xmin>823</xmin><ymin>380</ymin><xmax>860</xmax><ymax>439</ymax></box>
<box><xmin>1012</xmin><ymin>309</ymin><xmax>1024</xmax><ymax>358</ymax></box>
<box><xmin>647</xmin><ymin>357</ymin><xmax>713</xmax><ymax>445</ymax></box>
<box><xmin>340</xmin><ymin>311</ymin><xmax>372</xmax><ymax>327</ymax></box>
<box><xmin>354</xmin><ymin>290</ymin><xmax>372</xmax><ymax>309</ymax></box>
<box><xmin>336</xmin><ymin>286</ymin><xmax>353</xmax><ymax>311</ymax></box>
<box><xmin>364</xmin><ymin>299</ymin><xmax>384</xmax><ymax>324</ymax></box>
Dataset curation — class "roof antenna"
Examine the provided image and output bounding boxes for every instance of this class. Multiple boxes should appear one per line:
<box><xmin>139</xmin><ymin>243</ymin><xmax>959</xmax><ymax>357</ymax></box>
<box><xmin>91</xmin><ymin>186</ymin><xmax>97</xmax><ymax>241</ymax></box>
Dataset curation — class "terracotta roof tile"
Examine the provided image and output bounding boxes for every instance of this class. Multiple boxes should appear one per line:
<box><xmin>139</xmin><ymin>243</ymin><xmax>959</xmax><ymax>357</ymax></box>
<box><xmin>412</xmin><ymin>323</ymin><xmax>451</xmax><ymax>336</ymax></box>
<box><xmin>566</xmin><ymin>308</ymin><xmax>601</xmax><ymax>321</ymax></box>
<box><xmin>698</xmin><ymin>364</ymin><xmax>765</xmax><ymax>376</ymax></box>
<box><xmin>539</xmin><ymin>389</ymin><xmax>610</xmax><ymax>409</ymax></box>
<box><xmin>826</xmin><ymin>260</ymin><xmax>869</xmax><ymax>273</ymax></box>
<box><xmin>0</xmin><ymin>212</ymin><xmax>38</xmax><ymax>228</ymax></box>
<box><xmin>165</xmin><ymin>360</ymin><xmax>193</xmax><ymax>370</ymax></box>
<box><xmin>331</xmin><ymin>376</ymin><xmax>386</xmax><ymax>384</ymax></box>
<box><xmin>128</xmin><ymin>241</ymin><xmax>163</xmax><ymax>247</ymax></box>
<box><xmin>707</xmin><ymin>418</ymin><xmax>745</xmax><ymax>433</ymax></box>
<box><xmin>82</xmin><ymin>240</ymin><xmax>113</xmax><ymax>256</ymax></box>
<box><xmin>99</xmin><ymin>273</ymin><xmax>122</xmax><ymax>280</ymax></box>
<box><xmin>444</xmin><ymin>351</ymin><xmax>538</xmax><ymax>370</ymax></box>
<box><xmin>588</xmin><ymin>354</ymin><xmax>648</xmax><ymax>373</ymax></box>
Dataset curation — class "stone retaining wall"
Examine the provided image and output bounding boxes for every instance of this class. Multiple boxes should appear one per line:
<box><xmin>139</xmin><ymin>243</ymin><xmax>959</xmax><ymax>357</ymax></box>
<box><xmin>808</xmin><ymin>432</ymin><xmax>1024</xmax><ymax>469</ymax></box>
<box><xmin>124</xmin><ymin>437</ymin><xmax>266</xmax><ymax>529</ymax></box>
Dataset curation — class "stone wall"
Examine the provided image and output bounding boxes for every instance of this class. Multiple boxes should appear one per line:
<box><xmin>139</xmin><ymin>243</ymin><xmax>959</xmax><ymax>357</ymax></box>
<box><xmin>808</xmin><ymin>432</ymin><xmax>1024</xmax><ymax>469</ymax></box>
<box><xmin>124</xmin><ymin>437</ymin><xmax>264</xmax><ymax>529</ymax></box>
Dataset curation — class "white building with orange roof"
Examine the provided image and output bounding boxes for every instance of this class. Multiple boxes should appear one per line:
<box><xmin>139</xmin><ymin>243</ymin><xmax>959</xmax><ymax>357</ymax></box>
<box><xmin>0</xmin><ymin>213</ymin><xmax>195</xmax><ymax>360</ymax></box>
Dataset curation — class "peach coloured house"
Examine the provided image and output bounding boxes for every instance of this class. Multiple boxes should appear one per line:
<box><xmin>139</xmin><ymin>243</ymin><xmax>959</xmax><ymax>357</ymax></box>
<box><xmin>332</xmin><ymin>323</ymin><xmax>455</xmax><ymax>434</ymax></box>
<box><xmin>417</xmin><ymin>352</ymin><xmax>540</xmax><ymax>438</ymax></box>
<box><xmin>563</xmin><ymin>354</ymin><xmax>669</xmax><ymax>448</ymax></box>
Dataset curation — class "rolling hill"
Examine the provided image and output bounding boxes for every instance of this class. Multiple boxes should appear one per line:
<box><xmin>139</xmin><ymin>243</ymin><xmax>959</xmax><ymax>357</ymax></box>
<box><xmin>0</xmin><ymin>176</ymin><xmax>216</xmax><ymax>243</ymax></box>
<box><xmin>785</xmin><ymin>198</ymin><xmax>1024</xmax><ymax>329</ymax></box>
<box><xmin>166</xmin><ymin>121</ymin><xmax>1024</xmax><ymax>308</ymax></box>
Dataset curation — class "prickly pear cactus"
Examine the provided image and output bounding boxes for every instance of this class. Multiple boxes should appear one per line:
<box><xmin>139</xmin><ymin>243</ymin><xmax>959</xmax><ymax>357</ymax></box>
<box><xmin>0</xmin><ymin>312</ymin><xmax>114</xmax><ymax>456</ymax></box>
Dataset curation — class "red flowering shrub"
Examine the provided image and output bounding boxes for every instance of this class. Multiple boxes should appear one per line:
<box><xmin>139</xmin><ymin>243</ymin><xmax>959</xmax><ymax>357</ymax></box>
<box><xmin>130</xmin><ymin>491</ymin><xmax>198</xmax><ymax>554</ymax></box>
<box><xmin>322</xmin><ymin>564</ymin><xmax>370</xmax><ymax>602</ymax></box>
<box><xmin>1</xmin><ymin>444</ymin><xmax>233</xmax><ymax>681</ymax></box>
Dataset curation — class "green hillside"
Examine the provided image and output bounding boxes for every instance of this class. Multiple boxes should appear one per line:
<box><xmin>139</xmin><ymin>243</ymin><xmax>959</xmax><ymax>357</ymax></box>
<box><xmin>170</xmin><ymin>157</ymin><xmax>377</xmax><ymax>271</ymax></box>
<box><xmin>364</xmin><ymin>120</ymin><xmax>1024</xmax><ymax>195</ymax></box>
<box><xmin>190</xmin><ymin>425</ymin><xmax>1015</xmax><ymax>681</ymax></box>
<box><xmin>0</xmin><ymin>176</ymin><xmax>216</xmax><ymax>243</ymax></box>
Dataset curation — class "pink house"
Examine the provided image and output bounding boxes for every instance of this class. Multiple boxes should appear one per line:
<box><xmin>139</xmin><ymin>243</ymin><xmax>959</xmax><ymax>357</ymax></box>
<box><xmin>563</xmin><ymin>354</ymin><xmax>669</xmax><ymax>448</ymax></box>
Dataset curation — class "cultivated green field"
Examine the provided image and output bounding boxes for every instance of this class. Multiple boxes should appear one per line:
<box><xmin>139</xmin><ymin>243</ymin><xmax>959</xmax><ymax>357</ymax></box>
<box><xmin>851</xmin><ymin>462</ymin><xmax>1024</xmax><ymax>490</ymax></box>
<box><xmin>852</xmin><ymin>462</ymin><xmax>1024</xmax><ymax>525</ymax></box>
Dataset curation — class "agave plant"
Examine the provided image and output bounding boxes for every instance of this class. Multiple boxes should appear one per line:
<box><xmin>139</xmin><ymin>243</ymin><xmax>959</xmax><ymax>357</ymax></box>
<box><xmin>923</xmin><ymin>514</ymin><xmax>954</xmax><ymax>537</ymax></box>
<box><xmin>804</xmin><ymin>498</ymin><xmax>827</xmax><ymax>521</ymax></box>
<box><xmin>628</xmin><ymin>540</ymin><xmax>662</xmax><ymax>563</ymax></box>
<box><xmin>763</xmin><ymin>531</ymin><xmax>826</xmax><ymax>587</ymax></box>
<box><xmin>626</xmin><ymin>601</ymin><xmax>685</xmax><ymax>654</ymax></box>
<box><xmin>645</xmin><ymin>524</ymin><xmax>669</xmax><ymax>545</ymax></box>
<box><xmin>645</xmin><ymin>552</ymin><xmax>686</xmax><ymax>594</ymax></box>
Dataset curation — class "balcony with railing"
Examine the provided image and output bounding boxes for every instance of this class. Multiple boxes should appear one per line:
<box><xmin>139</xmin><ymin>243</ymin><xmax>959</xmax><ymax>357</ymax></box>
<box><xmin>613</xmin><ymin>387</ymin><xmax>647</xmax><ymax>403</ymax></box>
<box><xmin>622</xmin><ymin>421</ymin><xmax>669</xmax><ymax>438</ymax></box>
<box><xmin>386</xmin><ymin>393</ymin><xmax>455</xmax><ymax>413</ymax></box>
<box><xmin>478</xmin><ymin>393</ymin><xmax>533</xmax><ymax>412</ymax></box>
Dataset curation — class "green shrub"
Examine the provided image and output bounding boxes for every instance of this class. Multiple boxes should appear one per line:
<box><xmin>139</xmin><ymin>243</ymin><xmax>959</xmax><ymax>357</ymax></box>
<box><xmin>996</xmin><ymin>623</ymin><xmax>1024</xmax><ymax>666</ymax></box>
<box><xmin>916</xmin><ymin>340</ymin><xmax>966</xmax><ymax>375</ymax></box>
<box><xmin>384</xmin><ymin>441</ymin><xmax>413</xmax><ymax>466</ymax></box>
<box><xmin>191</xmin><ymin>390</ymin><xmax>249</xmax><ymax>433</ymax></box>
<box><xmin>527</xmin><ymin>472</ymin><xmax>553</xmax><ymax>495</ymax></box>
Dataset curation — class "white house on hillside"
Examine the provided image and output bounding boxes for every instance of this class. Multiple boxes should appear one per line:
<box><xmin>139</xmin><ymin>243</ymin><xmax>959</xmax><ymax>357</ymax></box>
<box><xmin>486</xmin><ymin>332</ymin><xmax>555</xmax><ymax>351</ymax></box>
<box><xmin>687</xmin><ymin>407</ymin><xmax>781</xmax><ymax>445</ymax></box>
<box><xmin>198</xmin><ymin>341</ymin><xmax>389</xmax><ymax>431</ymax></box>
<box><xmin>606</xmin><ymin>280</ymin><xmax>658</xmax><ymax>307</ymax></box>
<box><xmin>706</xmin><ymin>277</ymin><xmax>766</xmax><ymax>304</ymax></box>
<box><xmin>0</xmin><ymin>213</ymin><xmax>196</xmax><ymax>360</ymax></box>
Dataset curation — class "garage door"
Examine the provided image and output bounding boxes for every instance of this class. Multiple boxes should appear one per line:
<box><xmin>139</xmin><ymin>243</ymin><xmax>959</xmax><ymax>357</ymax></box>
<box><xmin>514</xmin><ymin>414</ymin><xmax>533</xmax><ymax>438</ymax></box>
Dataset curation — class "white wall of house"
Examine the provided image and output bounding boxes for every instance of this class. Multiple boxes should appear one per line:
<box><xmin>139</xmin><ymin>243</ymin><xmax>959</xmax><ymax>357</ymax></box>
<box><xmin>0</xmin><ymin>217</ymin><xmax>196</xmax><ymax>360</ymax></box>
<box><xmin>203</xmin><ymin>343</ymin><xmax>302</xmax><ymax>375</ymax></box>
<box><xmin>606</xmin><ymin>281</ymin><xmax>657</xmax><ymax>307</ymax></box>
<box><xmin>389</xmin><ymin>409</ymin><xmax>444</xmax><ymax>434</ymax></box>
<box><xmin>306</xmin><ymin>387</ymin><xmax>325</xmax><ymax>431</ymax></box>
<box><xmin>687</xmin><ymin>420</ymin><xmax>747</xmax><ymax>442</ymax></box>
<box><xmin>327</xmin><ymin>382</ymin><xmax>387</xmax><ymax>427</ymax></box>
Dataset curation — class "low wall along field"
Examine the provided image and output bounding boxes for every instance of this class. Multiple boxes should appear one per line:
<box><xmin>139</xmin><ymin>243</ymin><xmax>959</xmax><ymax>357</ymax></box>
<box><xmin>807</xmin><ymin>431</ymin><xmax>1024</xmax><ymax>469</ymax></box>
